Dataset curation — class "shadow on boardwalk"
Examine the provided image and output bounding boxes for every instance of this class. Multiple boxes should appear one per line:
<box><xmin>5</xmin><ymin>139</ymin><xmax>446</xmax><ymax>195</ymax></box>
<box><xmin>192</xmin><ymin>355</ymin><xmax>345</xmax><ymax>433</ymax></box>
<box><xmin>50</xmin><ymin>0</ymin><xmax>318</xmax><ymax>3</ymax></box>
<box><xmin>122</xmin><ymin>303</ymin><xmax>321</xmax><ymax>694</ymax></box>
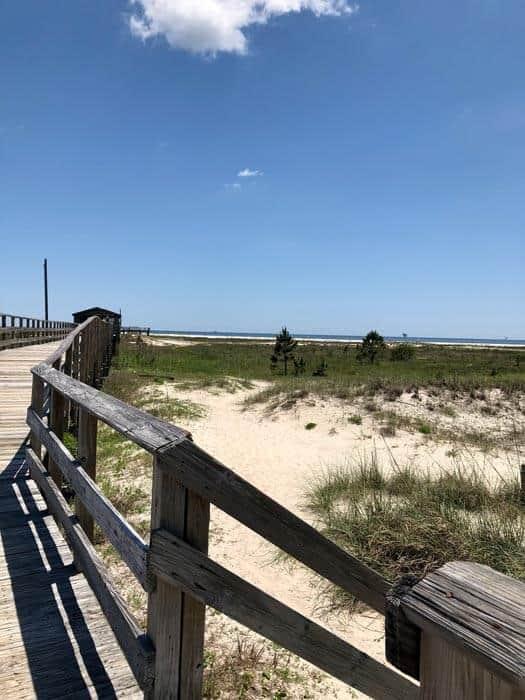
<box><xmin>0</xmin><ymin>442</ymin><xmax>118</xmax><ymax>699</ymax></box>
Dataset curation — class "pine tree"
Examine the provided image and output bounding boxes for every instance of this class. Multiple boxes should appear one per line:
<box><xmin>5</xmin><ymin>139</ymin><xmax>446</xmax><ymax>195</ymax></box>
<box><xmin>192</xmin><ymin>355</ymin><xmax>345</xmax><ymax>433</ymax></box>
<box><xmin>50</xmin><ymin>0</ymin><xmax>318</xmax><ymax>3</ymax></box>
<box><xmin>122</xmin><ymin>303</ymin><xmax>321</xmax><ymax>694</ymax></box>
<box><xmin>271</xmin><ymin>327</ymin><xmax>297</xmax><ymax>376</ymax></box>
<box><xmin>357</xmin><ymin>330</ymin><xmax>386</xmax><ymax>364</ymax></box>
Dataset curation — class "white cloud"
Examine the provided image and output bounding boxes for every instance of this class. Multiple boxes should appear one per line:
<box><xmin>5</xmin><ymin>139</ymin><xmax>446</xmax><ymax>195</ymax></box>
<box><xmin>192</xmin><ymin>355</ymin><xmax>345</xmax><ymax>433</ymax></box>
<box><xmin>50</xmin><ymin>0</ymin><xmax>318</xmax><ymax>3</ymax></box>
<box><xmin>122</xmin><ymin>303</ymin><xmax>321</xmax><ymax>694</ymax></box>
<box><xmin>129</xmin><ymin>0</ymin><xmax>358</xmax><ymax>55</ymax></box>
<box><xmin>238</xmin><ymin>168</ymin><xmax>263</xmax><ymax>177</ymax></box>
<box><xmin>224</xmin><ymin>182</ymin><xmax>242</xmax><ymax>190</ymax></box>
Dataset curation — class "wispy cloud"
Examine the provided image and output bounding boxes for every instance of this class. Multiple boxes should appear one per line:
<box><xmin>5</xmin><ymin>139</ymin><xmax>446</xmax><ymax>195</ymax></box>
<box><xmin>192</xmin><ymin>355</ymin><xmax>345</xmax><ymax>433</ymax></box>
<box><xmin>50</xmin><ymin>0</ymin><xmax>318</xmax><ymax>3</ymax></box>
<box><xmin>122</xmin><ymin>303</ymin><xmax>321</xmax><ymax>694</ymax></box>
<box><xmin>224</xmin><ymin>182</ymin><xmax>242</xmax><ymax>191</ymax></box>
<box><xmin>129</xmin><ymin>1</ymin><xmax>358</xmax><ymax>56</ymax></box>
<box><xmin>238</xmin><ymin>168</ymin><xmax>263</xmax><ymax>178</ymax></box>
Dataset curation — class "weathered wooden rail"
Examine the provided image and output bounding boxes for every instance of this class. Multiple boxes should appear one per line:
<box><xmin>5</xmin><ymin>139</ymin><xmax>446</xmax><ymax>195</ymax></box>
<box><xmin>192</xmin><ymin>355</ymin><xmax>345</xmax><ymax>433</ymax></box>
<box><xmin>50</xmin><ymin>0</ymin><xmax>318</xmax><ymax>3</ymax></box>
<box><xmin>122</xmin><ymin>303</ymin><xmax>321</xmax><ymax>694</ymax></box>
<box><xmin>0</xmin><ymin>312</ymin><xmax>74</xmax><ymax>350</ymax></box>
<box><xmin>23</xmin><ymin>318</ymin><xmax>525</xmax><ymax>698</ymax></box>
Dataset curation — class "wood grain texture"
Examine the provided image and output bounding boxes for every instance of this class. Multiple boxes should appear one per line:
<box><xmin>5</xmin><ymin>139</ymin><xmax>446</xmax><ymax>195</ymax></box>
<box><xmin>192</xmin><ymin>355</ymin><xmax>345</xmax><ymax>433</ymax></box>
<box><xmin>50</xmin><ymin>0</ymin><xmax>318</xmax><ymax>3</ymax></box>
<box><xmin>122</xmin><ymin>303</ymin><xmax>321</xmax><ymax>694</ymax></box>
<box><xmin>179</xmin><ymin>490</ymin><xmax>210</xmax><ymax>699</ymax></box>
<box><xmin>158</xmin><ymin>439</ymin><xmax>389</xmax><ymax>614</ymax></box>
<box><xmin>402</xmin><ymin>561</ymin><xmax>525</xmax><ymax>693</ymax></box>
<box><xmin>0</xmin><ymin>335</ymin><xmax>140</xmax><ymax>700</ymax></box>
<box><xmin>48</xmin><ymin>387</ymin><xmax>65</xmax><ymax>488</ymax></box>
<box><xmin>27</xmin><ymin>408</ymin><xmax>148</xmax><ymax>588</ymax></box>
<box><xmin>0</xmin><ymin>341</ymin><xmax>60</xmax><ymax>476</ymax></box>
<box><xmin>420</xmin><ymin>633</ymin><xmax>523</xmax><ymax>699</ymax></box>
<box><xmin>77</xmin><ymin>408</ymin><xmax>98</xmax><ymax>542</ymax></box>
<box><xmin>27</xmin><ymin>448</ymin><xmax>153</xmax><ymax>691</ymax></box>
<box><xmin>43</xmin><ymin>316</ymin><xmax>93</xmax><ymax>369</ymax></box>
<box><xmin>150</xmin><ymin>527</ymin><xmax>418</xmax><ymax>700</ymax></box>
<box><xmin>32</xmin><ymin>363</ymin><xmax>190</xmax><ymax>452</ymax></box>
<box><xmin>146</xmin><ymin>460</ymin><xmax>186</xmax><ymax>699</ymax></box>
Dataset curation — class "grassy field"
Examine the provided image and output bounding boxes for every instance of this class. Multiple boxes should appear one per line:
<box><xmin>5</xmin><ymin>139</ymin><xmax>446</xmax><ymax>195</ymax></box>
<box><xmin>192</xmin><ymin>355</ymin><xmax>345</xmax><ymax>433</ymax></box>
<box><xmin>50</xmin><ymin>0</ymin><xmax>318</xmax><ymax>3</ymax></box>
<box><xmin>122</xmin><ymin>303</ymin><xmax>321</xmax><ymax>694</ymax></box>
<box><xmin>115</xmin><ymin>336</ymin><xmax>525</xmax><ymax>397</ymax></box>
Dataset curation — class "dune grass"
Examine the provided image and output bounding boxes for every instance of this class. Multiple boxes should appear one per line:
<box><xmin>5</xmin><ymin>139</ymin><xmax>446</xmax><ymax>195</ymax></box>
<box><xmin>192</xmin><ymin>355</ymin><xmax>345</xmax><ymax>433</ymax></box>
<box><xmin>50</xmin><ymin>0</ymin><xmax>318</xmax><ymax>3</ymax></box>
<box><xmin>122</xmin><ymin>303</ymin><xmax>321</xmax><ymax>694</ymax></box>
<box><xmin>115</xmin><ymin>336</ymin><xmax>525</xmax><ymax>398</ymax></box>
<box><xmin>304</xmin><ymin>457</ymin><xmax>525</xmax><ymax>614</ymax></box>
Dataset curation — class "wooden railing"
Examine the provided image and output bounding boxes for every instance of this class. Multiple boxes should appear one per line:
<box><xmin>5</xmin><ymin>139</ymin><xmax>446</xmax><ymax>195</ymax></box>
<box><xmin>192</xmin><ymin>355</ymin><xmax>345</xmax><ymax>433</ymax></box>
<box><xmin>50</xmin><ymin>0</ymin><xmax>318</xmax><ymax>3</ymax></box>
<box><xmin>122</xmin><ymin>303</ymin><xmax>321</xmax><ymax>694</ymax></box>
<box><xmin>25</xmin><ymin>320</ymin><xmax>525</xmax><ymax>699</ymax></box>
<box><xmin>121</xmin><ymin>326</ymin><xmax>151</xmax><ymax>336</ymax></box>
<box><xmin>0</xmin><ymin>312</ymin><xmax>75</xmax><ymax>350</ymax></box>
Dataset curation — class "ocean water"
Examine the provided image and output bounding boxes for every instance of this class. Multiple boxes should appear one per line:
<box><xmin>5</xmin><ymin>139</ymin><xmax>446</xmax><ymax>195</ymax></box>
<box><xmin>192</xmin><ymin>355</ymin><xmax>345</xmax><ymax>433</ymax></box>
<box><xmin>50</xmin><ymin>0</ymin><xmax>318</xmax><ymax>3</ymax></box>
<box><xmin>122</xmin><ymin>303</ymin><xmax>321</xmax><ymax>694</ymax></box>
<box><xmin>152</xmin><ymin>330</ymin><xmax>525</xmax><ymax>347</ymax></box>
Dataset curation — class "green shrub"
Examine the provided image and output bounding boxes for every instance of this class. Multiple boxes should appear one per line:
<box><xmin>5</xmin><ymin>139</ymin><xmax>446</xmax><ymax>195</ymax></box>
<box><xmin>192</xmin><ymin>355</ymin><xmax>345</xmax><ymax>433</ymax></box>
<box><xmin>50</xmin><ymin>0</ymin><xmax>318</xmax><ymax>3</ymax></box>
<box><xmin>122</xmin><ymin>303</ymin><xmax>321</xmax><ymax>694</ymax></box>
<box><xmin>357</xmin><ymin>330</ymin><xmax>386</xmax><ymax>364</ymax></box>
<box><xmin>390</xmin><ymin>343</ymin><xmax>416</xmax><ymax>362</ymax></box>
<box><xmin>305</xmin><ymin>422</ymin><xmax>317</xmax><ymax>430</ymax></box>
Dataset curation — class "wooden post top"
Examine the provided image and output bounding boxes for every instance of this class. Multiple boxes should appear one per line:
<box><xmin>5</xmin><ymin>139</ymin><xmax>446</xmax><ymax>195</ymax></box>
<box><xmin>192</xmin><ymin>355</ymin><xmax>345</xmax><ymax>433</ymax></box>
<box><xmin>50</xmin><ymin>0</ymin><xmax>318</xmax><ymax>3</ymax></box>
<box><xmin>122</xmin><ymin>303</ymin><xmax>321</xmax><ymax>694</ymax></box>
<box><xmin>401</xmin><ymin>561</ymin><xmax>525</xmax><ymax>689</ymax></box>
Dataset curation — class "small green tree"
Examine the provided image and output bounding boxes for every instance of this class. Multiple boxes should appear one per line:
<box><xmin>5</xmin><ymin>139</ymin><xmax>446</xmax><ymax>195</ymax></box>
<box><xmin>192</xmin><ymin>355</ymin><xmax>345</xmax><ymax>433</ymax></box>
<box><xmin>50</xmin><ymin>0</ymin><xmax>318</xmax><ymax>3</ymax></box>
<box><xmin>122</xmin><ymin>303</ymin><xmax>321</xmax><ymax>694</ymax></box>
<box><xmin>271</xmin><ymin>327</ymin><xmax>297</xmax><ymax>376</ymax></box>
<box><xmin>357</xmin><ymin>330</ymin><xmax>386</xmax><ymax>364</ymax></box>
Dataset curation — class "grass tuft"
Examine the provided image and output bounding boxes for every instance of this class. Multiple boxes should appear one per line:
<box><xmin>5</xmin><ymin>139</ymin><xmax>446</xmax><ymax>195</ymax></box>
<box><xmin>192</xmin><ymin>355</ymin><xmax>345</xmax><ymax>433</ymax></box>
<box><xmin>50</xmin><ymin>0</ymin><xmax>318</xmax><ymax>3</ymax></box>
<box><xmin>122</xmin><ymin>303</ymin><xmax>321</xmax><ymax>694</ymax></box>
<box><xmin>305</xmin><ymin>459</ymin><xmax>525</xmax><ymax>614</ymax></box>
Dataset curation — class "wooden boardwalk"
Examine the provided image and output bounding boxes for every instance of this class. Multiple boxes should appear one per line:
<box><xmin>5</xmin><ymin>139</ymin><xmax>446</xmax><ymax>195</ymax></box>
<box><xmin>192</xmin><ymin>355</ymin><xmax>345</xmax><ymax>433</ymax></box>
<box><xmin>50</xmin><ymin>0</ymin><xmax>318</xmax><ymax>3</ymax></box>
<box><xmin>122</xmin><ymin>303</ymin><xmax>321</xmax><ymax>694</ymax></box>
<box><xmin>0</xmin><ymin>343</ymin><xmax>140</xmax><ymax>698</ymax></box>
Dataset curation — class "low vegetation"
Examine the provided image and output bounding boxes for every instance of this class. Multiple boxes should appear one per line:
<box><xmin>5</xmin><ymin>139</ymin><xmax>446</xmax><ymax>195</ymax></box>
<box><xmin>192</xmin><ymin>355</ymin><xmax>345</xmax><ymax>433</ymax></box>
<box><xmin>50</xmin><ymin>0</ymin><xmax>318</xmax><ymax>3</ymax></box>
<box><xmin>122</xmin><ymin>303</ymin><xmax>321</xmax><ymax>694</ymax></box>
<box><xmin>115</xmin><ymin>336</ymin><xmax>525</xmax><ymax>399</ymax></box>
<box><xmin>93</xmin><ymin>334</ymin><xmax>524</xmax><ymax>695</ymax></box>
<box><xmin>203</xmin><ymin>620</ymin><xmax>326</xmax><ymax>699</ymax></box>
<box><xmin>305</xmin><ymin>459</ymin><xmax>525</xmax><ymax>614</ymax></box>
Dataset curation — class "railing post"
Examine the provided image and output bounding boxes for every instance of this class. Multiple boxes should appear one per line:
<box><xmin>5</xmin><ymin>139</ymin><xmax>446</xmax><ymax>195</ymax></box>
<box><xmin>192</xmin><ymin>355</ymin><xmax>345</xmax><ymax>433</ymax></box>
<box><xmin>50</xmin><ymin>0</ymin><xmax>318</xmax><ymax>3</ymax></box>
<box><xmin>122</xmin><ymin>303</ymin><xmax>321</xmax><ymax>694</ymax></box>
<box><xmin>94</xmin><ymin>318</ymin><xmax>102</xmax><ymax>387</ymax></box>
<box><xmin>80</xmin><ymin>325</ymin><xmax>91</xmax><ymax>385</ymax></box>
<box><xmin>146</xmin><ymin>454</ymin><xmax>210</xmax><ymax>699</ymax></box>
<box><xmin>48</xmin><ymin>380</ymin><xmax>65</xmax><ymax>488</ymax></box>
<box><xmin>77</xmin><ymin>410</ymin><xmax>98</xmax><ymax>542</ymax></box>
<box><xmin>386</xmin><ymin>561</ymin><xmax>525</xmax><ymax>699</ymax></box>
<box><xmin>64</xmin><ymin>344</ymin><xmax>73</xmax><ymax>429</ymax></box>
<box><xmin>30</xmin><ymin>375</ymin><xmax>45</xmax><ymax>459</ymax></box>
<box><xmin>69</xmin><ymin>334</ymin><xmax>81</xmax><ymax>429</ymax></box>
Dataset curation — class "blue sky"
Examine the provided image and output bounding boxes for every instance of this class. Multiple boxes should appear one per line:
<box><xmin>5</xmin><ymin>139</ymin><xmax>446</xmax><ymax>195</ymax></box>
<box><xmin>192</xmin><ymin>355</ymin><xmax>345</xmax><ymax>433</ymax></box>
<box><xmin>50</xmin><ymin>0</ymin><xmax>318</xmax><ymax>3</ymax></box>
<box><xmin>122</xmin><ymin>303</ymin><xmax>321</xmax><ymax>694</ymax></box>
<box><xmin>1</xmin><ymin>0</ymin><xmax>524</xmax><ymax>338</ymax></box>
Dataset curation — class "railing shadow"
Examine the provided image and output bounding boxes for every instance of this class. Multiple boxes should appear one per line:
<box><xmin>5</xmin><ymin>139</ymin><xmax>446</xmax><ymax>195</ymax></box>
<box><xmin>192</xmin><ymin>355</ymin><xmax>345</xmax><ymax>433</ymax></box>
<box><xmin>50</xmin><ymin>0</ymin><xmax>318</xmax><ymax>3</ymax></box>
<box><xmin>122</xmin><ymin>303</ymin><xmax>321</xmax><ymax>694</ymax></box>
<box><xmin>0</xmin><ymin>442</ymin><xmax>117</xmax><ymax>698</ymax></box>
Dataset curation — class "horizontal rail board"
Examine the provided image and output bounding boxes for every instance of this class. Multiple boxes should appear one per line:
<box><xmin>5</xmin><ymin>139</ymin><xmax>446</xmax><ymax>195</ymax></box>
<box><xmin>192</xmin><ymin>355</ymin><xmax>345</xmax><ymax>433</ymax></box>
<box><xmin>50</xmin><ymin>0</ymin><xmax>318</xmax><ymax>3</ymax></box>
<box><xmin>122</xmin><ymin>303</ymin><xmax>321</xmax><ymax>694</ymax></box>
<box><xmin>27</xmin><ymin>408</ymin><xmax>149</xmax><ymax>588</ymax></box>
<box><xmin>32</xmin><ymin>363</ymin><xmax>190</xmax><ymax>452</ymax></box>
<box><xmin>0</xmin><ymin>336</ymin><xmax>68</xmax><ymax>351</ymax></box>
<box><xmin>27</xmin><ymin>448</ymin><xmax>154</xmax><ymax>691</ymax></box>
<box><xmin>158</xmin><ymin>441</ymin><xmax>389</xmax><ymax>614</ymax></box>
<box><xmin>43</xmin><ymin>316</ymin><xmax>94</xmax><ymax>366</ymax></box>
<box><xmin>0</xmin><ymin>328</ymin><xmax>71</xmax><ymax>338</ymax></box>
<box><xmin>150</xmin><ymin>528</ymin><xmax>418</xmax><ymax>699</ymax></box>
<box><xmin>0</xmin><ymin>313</ymin><xmax>74</xmax><ymax>327</ymax></box>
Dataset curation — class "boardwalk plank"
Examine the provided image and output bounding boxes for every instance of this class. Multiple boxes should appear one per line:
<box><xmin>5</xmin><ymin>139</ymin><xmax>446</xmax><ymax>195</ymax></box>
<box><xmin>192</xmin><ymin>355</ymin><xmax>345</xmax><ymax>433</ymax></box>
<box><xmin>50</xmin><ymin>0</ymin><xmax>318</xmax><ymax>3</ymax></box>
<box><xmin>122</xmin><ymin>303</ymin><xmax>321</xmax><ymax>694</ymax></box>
<box><xmin>0</xmin><ymin>341</ymin><xmax>140</xmax><ymax>699</ymax></box>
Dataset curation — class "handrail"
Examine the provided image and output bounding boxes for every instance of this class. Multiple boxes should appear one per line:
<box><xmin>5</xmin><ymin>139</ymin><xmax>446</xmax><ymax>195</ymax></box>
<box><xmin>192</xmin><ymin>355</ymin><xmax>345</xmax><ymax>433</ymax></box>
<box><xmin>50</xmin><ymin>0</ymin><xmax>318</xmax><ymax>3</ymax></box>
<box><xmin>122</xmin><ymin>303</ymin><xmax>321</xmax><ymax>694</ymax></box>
<box><xmin>33</xmin><ymin>362</ymin><xmax>189</xmax><ymax>451</ymax></box>
<box><xmin>43</xmin><ymin>316</ymin><xmax>94</xmax><ymax>367</ymax></box>
<box><xmin>36</xmin><ymin>316</ymin><xmax>525</xmax><ymax>700</ymax></box>
<box><xmin>24</xmin><ymin>317</ymin><xmax>424</xmax><ymax>698</ymax></box>
<box><xmin>26</xmin><ymin>316</ymin><xmax>419</xmax><ymax>699</ymax></box>
<box><xmin>0</xmin><ymin>312</ymin><xmax>75</xmax><ymax>351</ymax></box>
<box><xmin>24</xmin><ymin>315</ymin><xmax>525</xmax><ymax>698</ymax></box>
<box><xmin>27</xmin><ymin>408</ymin><xmax>149</xmax><ymax>586</ymax></box>
<box><xmin>0</xmin><ymin>312</ymin><xmax>74</xmax><ymax>328</ymax></box>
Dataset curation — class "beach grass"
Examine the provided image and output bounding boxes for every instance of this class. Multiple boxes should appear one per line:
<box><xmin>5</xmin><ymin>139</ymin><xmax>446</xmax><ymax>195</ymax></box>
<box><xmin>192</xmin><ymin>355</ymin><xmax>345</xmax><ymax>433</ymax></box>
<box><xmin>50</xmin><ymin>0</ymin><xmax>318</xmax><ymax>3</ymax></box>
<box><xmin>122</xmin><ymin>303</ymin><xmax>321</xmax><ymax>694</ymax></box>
<box><xmin>115</xmin><ymin>336</ymin><xmax>525</xmax><ymax>398</ymax></box>
<box><xmin>304</xmin><ymin>459</ymin><xmax>525</xmax><ymax>614</ymax></box>
<box><xmin>95</xmin><ymin>336</ymin><xmax>524</xmax><ymax>692</ymax></box>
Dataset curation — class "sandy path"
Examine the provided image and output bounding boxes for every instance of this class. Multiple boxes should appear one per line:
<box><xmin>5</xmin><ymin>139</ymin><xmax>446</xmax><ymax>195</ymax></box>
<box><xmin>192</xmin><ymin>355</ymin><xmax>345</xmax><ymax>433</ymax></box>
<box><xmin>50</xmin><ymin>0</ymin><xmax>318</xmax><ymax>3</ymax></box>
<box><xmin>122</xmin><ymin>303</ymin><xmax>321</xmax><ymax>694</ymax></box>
<box><xmin>159</xmin><ymin>380</ymin><xmax>520</xmax><ymax>698</ymax></box>
<box><xmin>138</xmin><ymin>375</ymin><xmax>523</xmax><ymax>697</ymax></box>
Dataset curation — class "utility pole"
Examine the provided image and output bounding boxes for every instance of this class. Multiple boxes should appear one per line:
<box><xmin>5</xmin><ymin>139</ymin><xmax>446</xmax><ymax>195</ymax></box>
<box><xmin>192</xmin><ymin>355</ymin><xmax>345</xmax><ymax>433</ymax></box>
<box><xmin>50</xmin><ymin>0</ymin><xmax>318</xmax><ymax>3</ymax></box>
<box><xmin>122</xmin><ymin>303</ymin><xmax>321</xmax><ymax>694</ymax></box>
<box><xmin>43</xmin><ymin>258</ymin><xmax>49</xmax><ymax>321</ymax></box>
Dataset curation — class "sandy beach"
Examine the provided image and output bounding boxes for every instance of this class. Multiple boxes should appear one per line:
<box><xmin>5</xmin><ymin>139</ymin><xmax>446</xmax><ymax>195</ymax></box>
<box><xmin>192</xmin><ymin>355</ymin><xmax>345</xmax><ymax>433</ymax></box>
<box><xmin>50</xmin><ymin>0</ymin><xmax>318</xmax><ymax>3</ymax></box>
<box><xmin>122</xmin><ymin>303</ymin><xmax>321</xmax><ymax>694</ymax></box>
<box><xmin>139</xmin><ymin>376</ymin><xmax>522</xmax><ymax>697</ymax></box>
<box><xmin>149</xmin><ymin>333</ymin><xmax>525</xmax><ymax>349</ymax></box>
<box><xmin>96</xmin><ymin>334</ymin><xmax>524</xmax><ymax>697</ymax></box>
